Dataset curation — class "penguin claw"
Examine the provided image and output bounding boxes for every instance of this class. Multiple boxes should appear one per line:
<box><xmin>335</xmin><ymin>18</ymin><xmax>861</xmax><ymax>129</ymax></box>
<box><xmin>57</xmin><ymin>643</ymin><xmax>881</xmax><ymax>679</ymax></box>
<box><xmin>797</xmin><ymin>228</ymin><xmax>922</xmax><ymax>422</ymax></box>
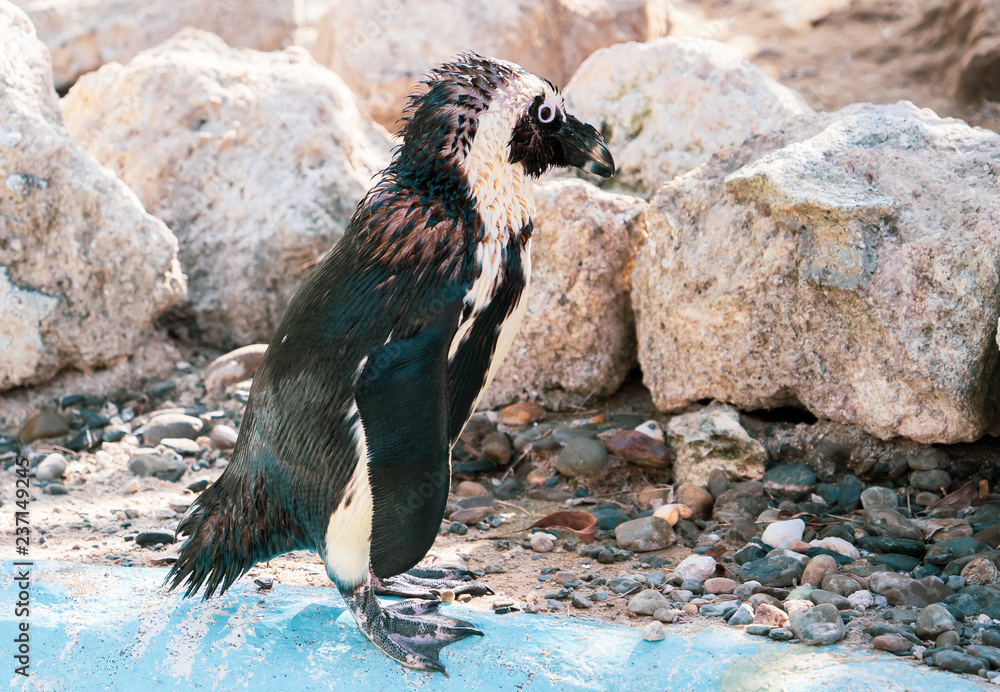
<box><xmin>341</xmin><ymin>584</ymin><xmax>483</xmax><ymax>674</ymax></box>
<box><xmin>373</xmin><ymin>570</ymin><xmax>495</xmax><ymax>600</ymax></box>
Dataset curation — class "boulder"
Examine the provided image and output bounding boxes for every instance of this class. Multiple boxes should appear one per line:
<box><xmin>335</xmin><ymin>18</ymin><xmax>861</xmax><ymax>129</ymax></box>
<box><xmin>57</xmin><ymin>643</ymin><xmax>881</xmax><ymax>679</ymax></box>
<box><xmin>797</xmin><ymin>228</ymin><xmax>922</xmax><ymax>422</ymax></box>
<box><xmin>13</xmin><ymin>0</ymin><xmax>295</xmax><ymax>91</ymax></box>
<box><xmin>480</xmin><ymin>180</ymin><xmax>648</xmax><ymax>409</ymax></box>
<box><xmin>312</xmin><ymin>0</ymin><xmax>671</xmax><ymax>130</ymax></box>
<box><xmin>633</xmin><ymin>101</ymin><xmax>1000</xmax><ymax>443</ymax></box>
<box><xmin>62</xmin><ymin>30</ymin><xmax>392</xmax><ymax>346</ymax></box>
<box><xmin>0</xmin><ymin>2</ymin><xmax>185</xmax><ymax>391</ymax></box>
<box><xmin>562</xmin><ymin>36</ymin><xmax>813</xmax><ymax>198</ymax></box>
<box><xmin>667</xmin><ymin>403</ymin><xmax>768</xmax><ymax>485</ymax></box>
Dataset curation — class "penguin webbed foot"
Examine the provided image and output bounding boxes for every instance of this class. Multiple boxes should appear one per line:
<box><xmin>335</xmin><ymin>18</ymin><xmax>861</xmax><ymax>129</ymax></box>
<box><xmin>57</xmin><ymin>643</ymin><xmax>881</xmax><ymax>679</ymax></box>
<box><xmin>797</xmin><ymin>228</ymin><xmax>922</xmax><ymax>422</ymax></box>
<box><xmin>343</xmin><ymin>582</ymin><xmax>482</xmax><ymax>674</ymax></box>
<box><xmin>373</xmin><ymin>568</ymin><xmax>494</xmax><ymax>599</ymax></box>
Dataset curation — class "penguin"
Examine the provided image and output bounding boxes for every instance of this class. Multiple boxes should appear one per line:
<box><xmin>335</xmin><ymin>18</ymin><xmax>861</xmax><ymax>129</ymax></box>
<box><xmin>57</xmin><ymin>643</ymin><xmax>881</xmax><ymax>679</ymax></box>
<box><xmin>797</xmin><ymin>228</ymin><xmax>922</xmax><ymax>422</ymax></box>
<box><xmin>166</xmin><ymin>52</ymin><xmax>614</xmax><ymax>673</ymax></box>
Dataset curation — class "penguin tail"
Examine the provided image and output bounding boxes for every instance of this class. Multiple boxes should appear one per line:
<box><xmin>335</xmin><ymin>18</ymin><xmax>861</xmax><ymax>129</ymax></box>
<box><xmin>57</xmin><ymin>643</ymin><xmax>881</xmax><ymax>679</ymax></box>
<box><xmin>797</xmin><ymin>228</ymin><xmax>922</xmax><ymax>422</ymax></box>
<box><xmin>164</xmin><ymin>472</ymin><xmax>306</xmax><ymax>599</ymax></box>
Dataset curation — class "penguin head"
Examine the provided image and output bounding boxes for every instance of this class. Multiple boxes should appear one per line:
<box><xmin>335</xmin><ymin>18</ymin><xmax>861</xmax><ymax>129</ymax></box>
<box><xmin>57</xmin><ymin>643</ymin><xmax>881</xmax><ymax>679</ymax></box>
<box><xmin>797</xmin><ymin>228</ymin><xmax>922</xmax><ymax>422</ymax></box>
<box><xmin>393</xmin><ymin>53</ymin><xmax>615</xmax><ymax>195</ymax></box>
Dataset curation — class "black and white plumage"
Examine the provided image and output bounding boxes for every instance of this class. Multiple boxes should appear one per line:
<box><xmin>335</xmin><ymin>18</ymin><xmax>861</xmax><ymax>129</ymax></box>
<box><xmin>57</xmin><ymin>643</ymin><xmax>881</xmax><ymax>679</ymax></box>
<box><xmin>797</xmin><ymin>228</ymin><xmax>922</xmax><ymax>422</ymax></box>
<box><xmin>166</xmin><ymin>53</ymin><xmax>614</xmax><ymax>673</ymax></box>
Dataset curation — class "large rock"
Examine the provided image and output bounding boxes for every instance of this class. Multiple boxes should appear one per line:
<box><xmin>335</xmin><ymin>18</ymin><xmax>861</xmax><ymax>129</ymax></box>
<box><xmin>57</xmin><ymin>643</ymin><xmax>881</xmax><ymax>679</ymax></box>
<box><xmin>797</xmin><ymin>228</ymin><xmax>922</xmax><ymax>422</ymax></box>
<box><xmin>633</xmin><ymin>101</ymin><xmax>1000</xmax><ymax>443</ymax></box>
<box><xmin>62</xmin><ymin>30</ymin><xmax>392</xmax><ymax>346</ymax></box>
<box><xmin>0</xmin><ymin>2</ymin><xmax>185</xmax><ymax>391</ymax></box>
<box><xmin>480</xmin><ymin>180</ymin><xmax>647</xmax><ymax>409</ymax></box>
<box><xmin>667</xmin><ymin>403</ymin><xmax>768</xmax><ymax>485</ymax></box>
<box><xmin>312</xmin><ymin>0</ymin><xmax>671</xmax><ymax>130</ymax></box>
<box><xmin>13</xmin><ymin>0</ymin><xmax>295</xmax><ymax>91</ymax></box>
<box><xmin>562</xmin><ymin>37</ymin><xmax>813</xmax><ymax>198</ymax></box>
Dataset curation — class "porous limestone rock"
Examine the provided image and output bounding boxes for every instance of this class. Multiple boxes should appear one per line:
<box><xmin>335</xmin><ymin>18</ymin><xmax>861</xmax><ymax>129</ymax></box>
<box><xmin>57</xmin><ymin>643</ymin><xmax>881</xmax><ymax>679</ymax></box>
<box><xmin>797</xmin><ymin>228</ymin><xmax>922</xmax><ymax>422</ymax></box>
<box><xmin>666</xmin><ymin>403</ymin><xmax>768</xmax><ymax>485</ymax></box>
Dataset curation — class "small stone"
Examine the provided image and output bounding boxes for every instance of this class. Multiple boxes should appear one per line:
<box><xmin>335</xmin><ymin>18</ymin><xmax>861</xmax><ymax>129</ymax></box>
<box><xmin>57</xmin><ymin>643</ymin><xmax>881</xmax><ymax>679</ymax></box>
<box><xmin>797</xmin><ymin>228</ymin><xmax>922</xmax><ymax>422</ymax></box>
<box><xmin>985</xmin><ymin>629</ymin><xmax>1000</xmax><ymax>648</ymax></box>
<box><xmin>863</xmin><ymin>506</ymin><xmax>924</xmax><ymax>542</ymax></box>
<box><xmin>556</xmin><ymin>438</ymin><xmax>610</xmax><ymax>478</ymax></box>
<box><xmin>653</xmin><ymin>607</ymin><xmax>677</xmax><ymax>623</ymax></box>
<box><xmin>789</xmin><ymin>603</ymin><xmax>846</xmax><ymax>646</ymax></box>
<box><xmin>809</xmin><ymin>589</ymin><xmax>850</xmax><ymax>610</ymax></box>
<box><xmin>455</xmin><ymin>480</ymin><xmax>490</xmax><ymax>497</ymax></box>
<box><xmin>915</xmin><ymin>603</ymin><xmax>961</xmax><ymax>639</ymax></box>
<box><xmin>546</xmin><ymin>599</ymin><xmax>564</xmax><ymax>611</ymax></box>
<box><xmin>675</xmin><ymin>554</ymin><xmax>717</xmax><ymax>583</ymax></box>
<box><xmin>44</xmin><ymin>483</ymin><xmax>68</xmax><ymax>495</ymax></box>
<box><xmin>204</xmin><ymin>344</ymin><xmax>268</xmax><ymax>396</ymax></box>
<box><xmin>481</xmin><ymin>432</ymin><xmax>513</xmax><ymax>466</ymax></box>
<box><xmin>728</xmin><ymin>602</ymin><xmax>755</xmax><ymax>626</ymax></box>
<box><xmin>134</xmin><ymin>531</ymin><xmax>175</xmax><ymax>547</ymax></box>
<box><xmin>860</xmin><ymin>486</ymin><xmax>898</xmax><ymax>509</ymax></box>
<box><xmin>944</xmin><ymin>592</ymin><xmax>981</xmax><ymax>618</ymax></box>
<box><xmin>704</xmin><ymin>577</ymin><xmax>737</xmax><ymax>595</ymax></box>
<box><xmin>143</xmin><ymin>413</ymin><xmax>203</xmax><ymax>446</ymax></box>
<box><xmin>961</xmin><ymin>556</ymin><xmax>1000</xmax><ymax>586</ymax></box>
<box><xmin>451</xmin><ymin>506</ymin><xmax>494</xmax><ymax>525</ymax></box>
<box><xmin>910</xmin><ymin>469</ymin><xmax>952</xmax><ymax>492</ymax></box>
<box><xmin>762</xmin><ymin>463</ymin><xmax>816</xmax><ymax>501</ymax></box>
<box><xmin>628</xmin><ymin>589</ymin><xmax>670</xmax><ymax>615</ymax></box>
<box><xmin>761</xmin><ymin>519</ymin><xmax>805</xmax><ymax>550</ymax></box>
<box><xmin>554</xmin><ymin>570</ymin><xmax>577</xmax><ymax>585</ymax></box>
<box><xmin>873</xmin><ymin>633</ymin><xmax>913</xmax><ymax>653</ymax></box>
<box><xmin>592</xmin><ymin>507</ymin><xmax>631</xmax><ymax>530</ymax></box>
<box><xmin>712</xmin><ymin>490</ymin><xmax>769</xmax><ymax>524</ymax></box>
<box><xmin>875</xmin><ymin>553</ymin><xmax>920</xmax><ymax>572</ymax></box>
<box><xmin>34</xmin><ymin>453</ymin><xmax>67</xmax><ymax>481</ymax></box>
<box><xmin>642</xmin><ymin>621</ymin><xmax>667</xmax><ymax>642</ymax></box>
<box><xmin>753</xmin><ymin>603</ymin><xmax>790</xmax><ymax>627</ymax></box>
<box><xmin>449</xmin><ymin>522</ymin><xmax>468</xmax><ymax>535</ymax></box>
<box><xmin>529</xmin><ymin>531</ymin><xmax>556</xmax><ymax>553</ymax></box>
<box><xmin>856</xmin><ymin>535</ymin><xmax>926</xmax><ymax>558</ymax></box>
<box><xmin>652</xmin><ymin>503</ymin><xmax>692</xmax><ymax>526</ymax></box>
<box><xmin>102</xmin><ymin>423</ymin><xmax>131</xmax><ymax>442</ymax></box>
<box><xmin>571</xmin><ymin>593</ymin><xmax>592</xmax><ymax>609</ymax></box>
<box><xmin>160</xmin><ymin>437</ymin><xmax>201</xmax><ymax>455</ymax></box>
<box><xmin>819</xmin><ymin>574</ymin><xmax>859</xmax><ymax>598</ymax></box>
<box><xmin>740</xmin><ymin>556</ymin><xmax>804</xmax><ymax>587</ymax></box>
<box><xmin>935</xmin><ymin>630</ymin><xmax>960</xmax><ymax>648</ymax></box>
<box><xmin>965</xmin><ymin>645</ymin><xmax>1000</xmax><ymax>670</ymax></box>
<box><xmin>838</xmin><ymin>475</ymin><xmax>863</xmax><ymax>512</ymax></box>
<box><xmin>746</xmin><ymin>624</ymin><xmax>773</xmax><ymax>636</ymax></box>
<box><xmin>708</xmin><ymin>468</ymin><xmax>731</xmax><ymax>498</ymax></box>
<box><xmin>127</xmin><ymin>451</ymin><xmax>187</xmax><ymax>482</ymax></box>
<box><xmin>209</xmin><ymin>424</ymin><xmax>238</xmax><ymax>450</ymax></box>
<box><xmin>19</xmin><ymin>411</ymin><xmax>70</xmax><ymax>443</ymax></box>
<box><xmin>498</xmin><ymin>402</ymin><xmax>547</xmax><ymax>426</ymax></box>
<box><xmin>615</xmin><ymin>516</ymin><xmax>677</xmax><ymax>552</ymax></box>
<box><xmin>700</xmin><ymin>601</ymin><xmax>739</xmax><ymax>618</ymax></box>
<box><xmin>603</xmin><ymin>429</ymin><xmax>669</xmax><ymax>468</ymax></box>
<box><xmin>809</xmin><ymin>537</ymin><xmax>860</xmax><ymax>559</ymax></box>
<box><xmin>800</xmin><ymin>554</ymin><xmax>837</xmax><ymax>588</ymax></box>
<box><xmin>769</xmin><ymin>627</ymin><xmax>794</xmax><ymax>641</ymax></box>
<box><xmin>908</xmin><ymin>449</ymin><xmax>946</xmax><ymax>472</ymax></box>
<box><xmin>931</xmin><ymin>650</ymin><xmax>988</xmax><ymax>676</ymax></box>
<box><xmin>914</xmin><ymin>491</ymin><xmax>942</xmax><ymax>507</ymax></box>
<box><xmin>675</xmin><ymin>482</ymin><xmax>714</xmax><ymax>520</ymax></box>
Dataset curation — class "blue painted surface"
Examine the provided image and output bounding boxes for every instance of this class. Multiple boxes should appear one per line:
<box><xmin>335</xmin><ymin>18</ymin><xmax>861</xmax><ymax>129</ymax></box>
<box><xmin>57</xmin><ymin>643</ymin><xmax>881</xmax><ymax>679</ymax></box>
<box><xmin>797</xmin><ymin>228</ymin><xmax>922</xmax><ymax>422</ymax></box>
<box><xmin>1</xmin><ymin>560</ymin><xmax>988</xmax><ymax>691</ymax></box>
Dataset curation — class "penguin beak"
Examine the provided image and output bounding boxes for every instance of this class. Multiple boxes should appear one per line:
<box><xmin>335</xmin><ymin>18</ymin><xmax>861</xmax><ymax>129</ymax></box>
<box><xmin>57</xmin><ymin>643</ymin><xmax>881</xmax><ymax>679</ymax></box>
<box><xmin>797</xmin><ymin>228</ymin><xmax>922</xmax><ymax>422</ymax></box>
<box><xmin>558</xmin><ymin>114</ymin><xmax>615</xmax><ymax>179</ymax></box>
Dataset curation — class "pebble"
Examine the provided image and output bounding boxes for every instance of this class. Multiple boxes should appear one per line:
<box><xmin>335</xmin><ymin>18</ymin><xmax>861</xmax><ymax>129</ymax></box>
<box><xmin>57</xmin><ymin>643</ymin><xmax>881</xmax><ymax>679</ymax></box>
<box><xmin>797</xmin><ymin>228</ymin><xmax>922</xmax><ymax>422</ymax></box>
<box><xmin>143</xmin><ymin>413</ymin><xmax>204</xmax><ymax>446</ymax></box>
<box><xmin>556</xmin><ymin>438</ymin><xmax>610</xmax><ymax>478</ymax></box>
<box><xmin>761</xmin><ymin>519</ymin><xmax>805</xmax><ymax>550</ymax></box>
<box><xmin>809</xmin><ymin>537</ymin><xmax>860</xmax><ymax>559</ymax></box>
<box><xmin>700</xmin><ymin>601</ymin><xmax>739</xmax><ymax>618</ymax></box>
<box><xmin>554</xmin><ymin>570</ymin><xmax>578</xmax><ymax>585</ymax></box>
<box><xmin>863</xmin><ymin>506</ymin><xmax>924</xmax><ymax>542</ymax></box>
<box><xmin>44</xmin><ymin>483</ymin><xmax>68</xmax><ymax>495</ymax></box>
<box><xmin>728</xmin><ymin>602</ymin><xmax>755</xmax><ymax>626</ymax></box>
<box><xmin>160</xmin><ymin>437</ymin><xmax>201</xmax><ymax>455</ymax></box>
<box><xmin>712</xmin><ymin>490</ymin><xmax>769</xmax><ymax>524</ymax></box>
<box><xmin>675</xmin><ymin>555</ymin><xmax>717</xmax><ymax>583</ymax></box>
<box><xmin>848</xmin><ymin>590</ymin><xmax>875</xmax><ymax>610</ymax></box>
<box><xmin>609</xmin><ymin>576</ymin><xmax>643</xmax><ymax>594</ymax></box>
<box><xmin>708</xmin><ymin>468</ymin><xmax>731</xmax><ymax>498</ymax></box>
<box><xmin>481</xmin><ymin>432</ymin><xmax>513</xmax><ymax>466</ymax></box>
<box><xmin>546</xmin><ymin>600</ymin><xmax>564</xmax><ymax>612</ymax></box>
<box><xmin>704</xmin><ymin>577</ymin><xmax>737</xmax><ymax>595</ymax></box>
<box><xmin>739</xmin><ymin>556</ymin><xmax>804</xmax><ymax>587</ymax></box>
<box><xmin>498</xmin><ymin>402</ymin><xmax>546</xmax><ymax>426</ymax></box>
<box><xmin>602</xmin><ymin>430</ymin><xmax>668</xmax><ymax>468</ymax></box>
<box><xmin>653</xmin><ymin>607</ymin><xmax>677</xmax><ymax>623</ymax></box>
<box><xmin>451</xmin><ymin>506</ymin><xmax>494</xmax><ymax>524</ymax></box>
<box><xmin>860</xmin><ymin>486</ymin><xmax>898</xmax><ymax>509</ymax></box>
<box><xmin>769</xmin><ymin>628</ymin><xmax>794</xmax><ymax>641</ymax></box>
<box><xmin>908</xmin><ymin>448</ymin><xmax>946</xmax><ymax>472</ymax></box>
<box><xmin>965</xmin><ymin>645</ymin><xmax>1000</xmax><ymax>669</ymax></box>
<box><xmin>571</xmin><ymin>593</ymin><xmax>592</xmax><ymax>609</ymax></box>
<box><xmin>19</xmin><ymin>411</ymin><xmax>70</xmax><ymax>443</ymax></box>
<box><xmin>652</xmin><ymin>503</ymin><xmax>692</xmax><ymax>526</ymax></box>
<box><xmin>209</xmin><ymin>424</ymin><xmax>238</xmax><ymax>450</ymax></box>
<box><xmin>592</xmin><ymin>507</ymin><xmax>631</xmax><ymax>530</ymax></box>
<box><xmin>762</xmin><ymin>464</ymin><xmax>816</xmax><ymax>501</ymax></box>
<box><xmin>628</xmin><ymin>589</ymin><xmax>670</xmax><ymax>615</ymax></box>
<box><xmin>915</xmin><ymin>604</ymin><xmax>961</xmax><ymax>639</ymax></box>
<box><xmin>789</xmin><ymin>603</ymin><xmax>846</xmax><ymax>646</ymax></box>
<box><xmin>985</xmin><ymin>629</ymin><xmax>1000</xmax><ymax>648</ymax></box>
<box><xmin>34</xmin><ymin>453</ymin><xmax>67</xmax><ymax>481</ymax></box>
<box><xmin>642</xmin><ymin>621</ymin><xmax>667</xmax><ymax>642</ymax></box>
<box><xmin>746</xmin><ymin>624</ymin><xmax>773</xmax><ymax>636</ymax></box>
<box><xmin>873</xmin><ymin>633</ymin><xmax>913</xmax><ymax>653</ymax></box>
<box><xmin>960</xmin><ymin>556</ymin><xmax>1000</xmax><ymax>585</ymax></box>
<box><xmin>615</xmin><ymin>516</ymin><xmax>677</xmax><ymax>552</ymax></box>
<box><xmin>449</xmin><ymin>522</ymin><xmax>468</xmax><ymax>535</ymax></box>
<box><xmin>204</xmin><ymin>344</ymin><xmax>268</xmax><ymax>396</ymax></box>
<box><xmin>102</xmin><ymin>424</ymin><xmax>131</xmax><ymax>442</ymax></box>
<box><xmin>752</xmin><ymin>603</ymin><xmax>789</xmax><ymax>627</ymax></box>
<box><xmin>838</xmin><ymin>475</ymin><xmax>863</xmax><ymax>511</ymax></box>
<box><xmin>821</xmin><ymin>574</ymin><xmax>861</xmax><ymax>597</ymax></box>
<box><xmin>943</xmin><ymin>593</ymin><xmax>981</xmax><ymax>618</ymax></box>
<box><xmin>800</xmin><ymin>554</ymin><xmax>837</xmax><ymax>587</ymax></box>
<box><xmin>134</xmin><ymin>531</ymin><xmax>175</xmax><ymax>547</ymax></box>
<box><xmin>935</xmin><ymin>630</ymin><xmax>961</xmax><ymax>648</ymax></box>
<box><xmin>856</xmin><ymin>535</ymin><xmax>926</xmax><ymax>558</ymax></box>
<box><xmin>634</xmin><ymin>420</ymin><xmax>664</xmax><ymax>441</ymax></box>
<box><xmin>931</xmin><ymin>650</ymin><xmax>988</xmax><ymax>676</ymax></box>
<box><xmin>529</xmin><ymin>532</ymin><xmax>556</xmax><ymax>553</ymax></box>
<box><xmin>127</xmin><ymin>451</ymin><xmax>187</xmax><ymax>482</ymax></box>
<box><xmin>675</xmin><ymin>483</ymin><xmax>714</xmax><ymax>520</ymax></box>
<box><xmin>910</xmin><ymin>469</ymin><xmax>952</xmax><ymax>492</ymax></box>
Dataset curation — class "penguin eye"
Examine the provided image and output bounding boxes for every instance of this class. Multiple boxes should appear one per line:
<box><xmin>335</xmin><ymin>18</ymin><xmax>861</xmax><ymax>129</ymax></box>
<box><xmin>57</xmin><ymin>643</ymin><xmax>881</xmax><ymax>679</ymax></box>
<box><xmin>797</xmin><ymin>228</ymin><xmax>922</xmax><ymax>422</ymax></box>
<box><xmin>536</xmin><ymin>99</ymin><xmax>560</xmax><ymax>125</ymax></box>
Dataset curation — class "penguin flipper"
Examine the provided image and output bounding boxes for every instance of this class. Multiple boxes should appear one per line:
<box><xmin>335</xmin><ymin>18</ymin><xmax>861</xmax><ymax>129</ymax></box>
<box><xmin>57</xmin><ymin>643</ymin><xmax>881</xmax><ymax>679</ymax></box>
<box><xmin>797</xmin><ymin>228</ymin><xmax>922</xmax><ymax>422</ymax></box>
<box><xmin>355</xmin><ymin>300</ymin><xmax>461</xmax><ymax>579</ymax></box>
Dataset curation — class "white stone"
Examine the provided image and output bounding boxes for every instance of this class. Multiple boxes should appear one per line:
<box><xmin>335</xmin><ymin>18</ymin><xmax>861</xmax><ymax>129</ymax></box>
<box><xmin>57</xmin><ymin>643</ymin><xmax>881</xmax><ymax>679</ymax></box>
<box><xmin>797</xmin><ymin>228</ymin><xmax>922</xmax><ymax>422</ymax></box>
<box><xmin>635</xmin><ymin>420</ymin><xmax>664</xmax><ymax>442</ymax></box>
<box><xmin>312</xmin><ymin>0</ymin><xmax>671</xmax><ymax>130</ymax></box>
<box><xmin>674</xmin><ymin>554</ymin><xmax>717</xmax><ymax>583</ymax></box>
<box><xmin>62</xmin><ymin>30</ymin><xmax>392</xmax><ymax>345</ymax></box>
<box><xmin>761</xmin><ymin>519</ymin><xmax>806</xmax><ymax>550</ymax></box>
<box><xmin>0</xmin><ymin>1</ymin><xmax>185</xmax><ymax>391</ymax></box>
<box><xmin>562</xmin><ymin>36</ymin><xmax>813</xmax><ymax>198</ymax></box>
<box><xmin>666</xmin><ymin>403</ymin><xmax>768</xmax><ymax>485</ymax></box>
<box><xmin>530</xmin><ymin>531</ymin><xmax>556</xmax><ymax>553</ymax></box>
<box><xmin>479</xmin><ymin>179</ymin><xmax>648</xmax><ymax>409</ymax></box>
<box><xmin>642</xmin><ymin>620</ymin><xmax>667</xmax><ymax>642</ymax></box>
<box><xmin>634</xmin><ymin>101</ymin><xmax>1000</xmax><ymax>443</ymax></box>
<box><xmin>847</xmin><ymin>589</ymin><xmax>874</xmax><ymax>610</ymax></box>
<box><xmin>35</xmin><ymin>452</ymin><xmax>67</xmax><ymax>481</ymax></box>
<box><xmin>810</xmin><ymin>537</ymin><xmax>861</xmax><ymax>559</ymax></box>
<box><xmin>13</xmin><ymin>0</ymin><xmax>295</xmax><ymax>91</ymax></box>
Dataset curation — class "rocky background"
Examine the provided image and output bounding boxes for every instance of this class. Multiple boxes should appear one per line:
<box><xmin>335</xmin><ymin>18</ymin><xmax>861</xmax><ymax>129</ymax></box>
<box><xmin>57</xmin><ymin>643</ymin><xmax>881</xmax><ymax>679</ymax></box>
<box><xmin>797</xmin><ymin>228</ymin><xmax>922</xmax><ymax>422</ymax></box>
<box><xmin>3</xmin><ymin>0</ymin><xmax>1000</xmax><ymax>684</ymax></box>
